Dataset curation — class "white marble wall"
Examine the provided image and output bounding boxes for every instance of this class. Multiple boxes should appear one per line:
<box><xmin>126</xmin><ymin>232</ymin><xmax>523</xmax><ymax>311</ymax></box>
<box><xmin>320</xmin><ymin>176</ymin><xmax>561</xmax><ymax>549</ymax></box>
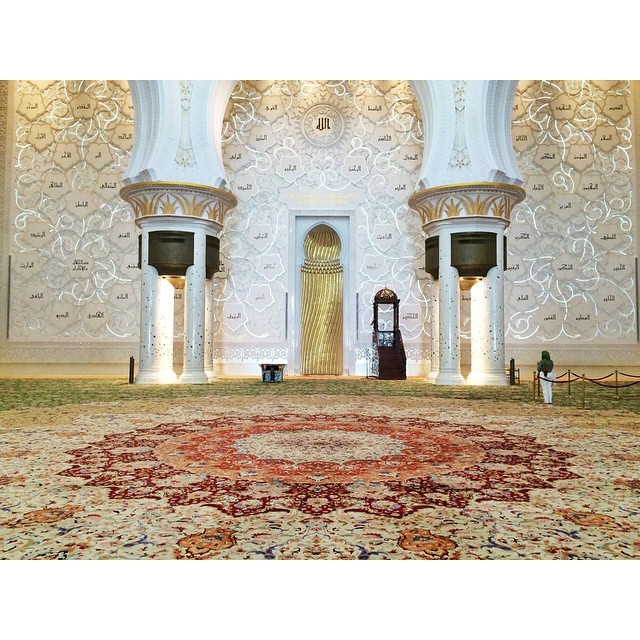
<box><xmin>8</xmin><ymin>80</ymin><xmax>137</xmax><ymax>343</ymax></box>
<box><xmin>2</xmin><ymin>79</ymin><xmax>637</xmax><ymax>374</ymax></box>
<box><xmin>506</xmin><ymin>81</ymin><xmax>637</xmax><ymax>346</ymax></box>
<box><xmin>218</xmin><ymin>80</ymin><xmax>430</xmax><ymax>373</ymax></box>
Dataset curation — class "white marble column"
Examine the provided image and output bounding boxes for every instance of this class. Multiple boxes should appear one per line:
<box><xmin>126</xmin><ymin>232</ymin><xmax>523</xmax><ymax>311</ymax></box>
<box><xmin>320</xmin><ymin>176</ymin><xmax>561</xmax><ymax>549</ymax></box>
<box><xmin>466</xmin><ymin>230</ymin><xmax>509</xmax><ymax>385</ymax></box>
<box><xmin>436</xmin><ymin>229</ymin><xmax>465</xmax><ymax>384</ymax></box>
<box><xmin>409</xmin><ymin>185</ymin><xmax>524</xmax><ymax>385</ymax></box>
<box><xmin>204</xmin><ymin>277</ymin><xmax>215</xmax><ymax>381</ymax></box>
<box><xmin>466</xmin><ymin>278</ymin><xmax>490</xmax><ymax>385</ymax></box>
<box><xmin>427</xmin><ymin>278</ymin><xmax>440</xmax><ymax>383</ymax></box>
<box><xmin>136</xmin><ymin>227</ymin><xmax>177</xmax><ymax>384</ymax></box>
<box><xmin>119</xmin><ymin>81</ymin><xmax>237</xmax><ymax>385</ymax></box>
<box><xmin>179</xmin><ymin>226</ymin><xmax>209</xmax><ymax>384</ymax></box>
<box><xmin>485</xmin><ymin>231</ymin><xmax>509</xmax><ymax>384</ymax></box>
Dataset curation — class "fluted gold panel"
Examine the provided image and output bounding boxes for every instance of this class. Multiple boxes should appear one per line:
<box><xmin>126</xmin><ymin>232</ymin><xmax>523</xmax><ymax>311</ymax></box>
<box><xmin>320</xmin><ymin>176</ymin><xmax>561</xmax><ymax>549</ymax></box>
<box><xmin>301</xmin><ymin>225</ymin><xmax>343</xmax><ymax>375</ymax></box>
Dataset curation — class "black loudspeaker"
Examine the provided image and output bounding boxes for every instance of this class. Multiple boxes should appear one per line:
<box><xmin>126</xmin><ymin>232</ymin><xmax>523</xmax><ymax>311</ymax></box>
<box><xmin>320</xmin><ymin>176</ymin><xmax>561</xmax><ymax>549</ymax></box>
<box><xmin>145</xmin><ymin>231</ymin><xmax>220</xmax><ymax>278</ymax></box>
<box><xmin>425</xmin><ymin>236</ymin><xmax>439</xmax><ymax>279</ymax></box>
<box><xmin>148</xmin><ymin>231</ymin><xmax>194</xmax><ymax>276</ymax></box>
<box><xmin>205</xmin><ymin>235</ymin><xmax>220</xmax><ymax>279</ymax></box>
<box><xmin>451</xmin><ymin>232</ymin><xmax>497</xmax><ymax>277</ymax></box>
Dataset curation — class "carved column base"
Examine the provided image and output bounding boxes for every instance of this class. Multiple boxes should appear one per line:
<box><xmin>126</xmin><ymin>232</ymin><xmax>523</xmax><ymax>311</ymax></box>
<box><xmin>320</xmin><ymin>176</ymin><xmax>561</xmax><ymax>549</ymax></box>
<box><xmin>435</xmin><ymin>370</ymin><xmax>466</xmax><ymax>385</ymax></box>
<box><xmin>426</xmin><ymin>370</ymin><xmax>439</xmax><ymax>384</ymax></box>
<box><xmin>178</xmin><ymin>370</ymin><xmax>210</xmax><ymax>384</ymax></box>
<box><xmin>136</xmin><ymin>369</ymin><xmax>178</xmax><ymax>385</ymax></box>
<box><xmin>466</xmin><ymin>370</ymin><xmax>509</xmax><ymax>386</ymax></box>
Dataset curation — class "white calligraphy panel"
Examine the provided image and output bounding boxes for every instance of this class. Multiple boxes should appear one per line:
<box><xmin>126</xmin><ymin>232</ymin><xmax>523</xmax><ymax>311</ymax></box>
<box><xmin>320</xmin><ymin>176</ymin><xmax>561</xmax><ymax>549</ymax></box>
<box><xmin>386</xmin><ymin>173</ymin><xmax>412</xmax><ymax>202</ymax></box>
<box><xmin>26</xmin><ymin>123</ymin><xmax>54</xmax><ymax>151</ymax></box>
<box><xmin>232</xmin><ymin>171</ymin><xmax>259</xmax><ymax>203</ymax></box>
<box><xmin>109</xmin><ymin>283</ymin><xmax>137</xmax><ymax>310</ymax></box>
<box><xmin>42</xmin><ymin>171</ymin><xmax>71</xmax><ymax>200</ymax></box>
<box><xmin>259</xmin><ymin>95</ymin><xmax>285</xmax><ymax>122</ymax></box>
<box><xmin>246</xmin><ymin>284</ymin><xmax>274</xmax><ymax>312</ymax></box>
<box><xmin>225</xmin><ymin>144</ymin><xmax>251</xmax><ymax>172</ymax></box>
<box><xmin>508</xmin><ymin>284</ymin><xmax>539</xmax><ymax>313</ymax></box>
<box><xmin>552</xmin><ymin>254</ymin><xmax>580</xmax><ymax>282</ymax></box>
<box><xmin>396</xmin><ymin>146</ymin><xmax>422</xmax><ymax>173</ymax></box>
<box><xmin>245</xmin><ymin>224</ymin><xmax>274</xmax><ymax>252</ymax></box>
<box><xmin>564</xmin><ymin>300</ymin><xmax>597</xmax><ymax>338</ymax></box>
<box><xmin>49</xmin><ymin>302</ymin><xmax>79</xmax><ymax>332</ymax></box>
<box><xmin>341</xmin><ymin>156</ymin><xmax>369</xmax><ymax>183</ymax></box>
<box><xmin>371</xmin><ymin>126</ymin><xmax>398</xmax><ymax>153</ymax></box>
<box><xmin>361</xmin><ymin>96</ymin><xmax>388</xmax><ymax>123</ymax></box>
<box><xmin>277</xmin><ymin>155</ymin><xmax>304</xmax><ymax>183</ymax></box>
<box><xmin>361</xmin><ymin>252</ymin><xmax>389</xmax><ymax>282</ymax></box>
<box><xmin>532</xmin><ymin>304</ymin><xmax>564</xmax><ymax>339</ymax></box>
<box><xmin>21</xmin><ymin>221</ymin><xmax>51</xmax><ymax>249</ymax></box>
<box><xmin>249</xmin><ymin>126</ymin><xmax>277</xmax><ymax>153</ymax></box>
<box><xmin>256</xmin><ymin>253</ymin><xmax>285</xmax><ymax>282</ymax></box>
<box><xmin>399</xmin><ymin>303</ymin><xmax>422</xmax><ymax>334</ymax></box>
<box><xmin>601</xmin><ymin>254</ymin><xmax>635</xmax><ymax>284</ymax></box>
<box><xmin>371</xmin><ymin>223</ymin><xmax>397</xmax><ymax>253</ymax></box>
<box><xmin>220</xmin><ymin>301</ymin><xmax>247</xmax><ymax>333</ymax></box>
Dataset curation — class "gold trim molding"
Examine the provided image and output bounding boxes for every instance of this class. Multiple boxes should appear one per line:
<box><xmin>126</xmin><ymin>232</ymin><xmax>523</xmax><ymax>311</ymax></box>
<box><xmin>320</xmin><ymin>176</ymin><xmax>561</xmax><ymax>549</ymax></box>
<box><xmin>120</xmin><ymin>181</ymin><xmax>238</xmax><ymax>223</ymax></box>
<box><xmin>408</xmin><ymin>182</ymin><xmax>526</xmax><ymax>226</ymax></box>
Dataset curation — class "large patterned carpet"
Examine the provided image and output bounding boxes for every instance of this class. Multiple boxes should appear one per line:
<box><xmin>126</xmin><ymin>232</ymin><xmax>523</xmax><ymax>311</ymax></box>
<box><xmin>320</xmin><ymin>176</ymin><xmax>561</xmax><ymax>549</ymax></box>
<box><xmin>1</xmin><ymin>388</ymin><xmax>638</xmax><ymax>561</ymax></box>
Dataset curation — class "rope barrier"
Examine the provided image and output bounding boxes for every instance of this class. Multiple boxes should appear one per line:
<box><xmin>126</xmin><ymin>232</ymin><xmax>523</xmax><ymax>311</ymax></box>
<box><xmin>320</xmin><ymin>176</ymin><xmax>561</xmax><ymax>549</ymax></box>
<box><xmin>584</xmin><ymin>373</ymin><xmax>616</xmax><ymax>382</ymax></box>
<box><xmin>532</xmin><ymin>373</ymin><xmax>578</xmax><ymax>384</ymax></box>
<box><xmin>589</xmin><ymin>379</ymin><xmax>640</xmax><ymax>389</ymax></box>
<box><xmin>533</xmin><ymin>370</ymin><xmax>640</xmax><ymax>384</ymax></box>
<box><xmin>532</xmin><ymin>367</ymin><xmax>640</xmax><ymax>406</ymax></box>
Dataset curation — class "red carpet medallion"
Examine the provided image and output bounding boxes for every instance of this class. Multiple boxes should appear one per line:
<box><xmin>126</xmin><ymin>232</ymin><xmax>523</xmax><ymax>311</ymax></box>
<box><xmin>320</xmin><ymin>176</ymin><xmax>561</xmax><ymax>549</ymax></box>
<box><xmin>1</xmin><ymin>402</ymin><xmax>638</xmax><ymax>559</ymax></box>
<box><xmin>60</xmin><ymin>413</ymin><xmax>579</xmax><ymax>518</ymax></box>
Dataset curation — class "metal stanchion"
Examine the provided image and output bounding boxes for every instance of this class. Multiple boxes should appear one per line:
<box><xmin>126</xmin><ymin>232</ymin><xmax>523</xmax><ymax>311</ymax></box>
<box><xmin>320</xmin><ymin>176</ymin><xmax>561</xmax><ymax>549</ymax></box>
<box><xmin>533</xmin><ymin>371</ymin><xmax>536</xmax><ymax>402</ymax></box>
<box><xmin>129</xmin><ymin>356</ymin><xmax>135</xmax><ymax>384</ymax></box>
<box><xmin>582</xmin><ymin>373</ymin><xmax>586</xmax><ymax>409</ymax></box>
<box><xmin>568</xmin><ymin>369</ymin><xmax>571</xmax><ymax>396</ymax></box>
<box><xmin>615</xmin><ymin>370</ymin><xmax>619</xmax><ymax>400</ymax></box>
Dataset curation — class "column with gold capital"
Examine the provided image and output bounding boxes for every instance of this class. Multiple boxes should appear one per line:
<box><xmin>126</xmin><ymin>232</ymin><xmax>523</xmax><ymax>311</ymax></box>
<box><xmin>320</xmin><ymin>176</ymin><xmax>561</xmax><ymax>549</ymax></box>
<box><xmin>119</xmin><ymin>81</ymin><xmax>238</xmax><ymax>384</ymax></box>
<box><xmin>409</xmin><ymin>80</ymin><xmax>526</xmax><ymax>385</ymax></box>
<box><xmin>409</xmin><ymin>183</ymin><xmax>525</xmax><ymax>385</ymax></box>
<box><xmin>120</xmin><ymin>182</ymin><xmax>237</xmax><ymax>383</ymax></box>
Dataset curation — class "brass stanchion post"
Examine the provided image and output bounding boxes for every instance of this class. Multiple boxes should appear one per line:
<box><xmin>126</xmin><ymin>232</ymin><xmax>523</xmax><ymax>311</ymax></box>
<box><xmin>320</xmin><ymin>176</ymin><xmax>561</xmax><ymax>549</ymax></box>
<box><xmin>568</xmin><ymin>369</ymin><xmax>571</xmax><ymax>396</ymax></box>
<box><xmin>615</xmin><ymin>369</ymin><xmax>619</xmax><ymax>400</ymax></box>
<box><xmin>582</xmin><ymin>373</ymin><xmax>586</xmax><ymax>410</ymax></box>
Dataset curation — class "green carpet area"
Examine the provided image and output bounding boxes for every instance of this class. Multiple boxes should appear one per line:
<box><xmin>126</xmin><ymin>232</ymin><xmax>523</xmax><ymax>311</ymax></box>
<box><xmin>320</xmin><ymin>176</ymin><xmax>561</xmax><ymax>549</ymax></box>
<box><xmin>0</xmin><ymin>375</ymin><xmax>638</xmax><ymax>413</ymax></box>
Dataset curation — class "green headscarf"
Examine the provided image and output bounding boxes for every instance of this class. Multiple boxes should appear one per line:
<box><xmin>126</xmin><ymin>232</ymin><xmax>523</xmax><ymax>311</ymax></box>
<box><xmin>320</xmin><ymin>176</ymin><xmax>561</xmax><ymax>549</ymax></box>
<box><xmin>541</xmin><ymin>350</ymin><xmax>550</xmax><ymax>360</ymax></box>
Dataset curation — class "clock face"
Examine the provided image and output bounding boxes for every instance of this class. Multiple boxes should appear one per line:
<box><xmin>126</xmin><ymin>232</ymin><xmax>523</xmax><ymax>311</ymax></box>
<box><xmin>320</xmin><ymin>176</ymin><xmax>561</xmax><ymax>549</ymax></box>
<box><xmin>301</xmin><ymin>103</ymin><xmax>344</xmax><ymax>147</ymax></box>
